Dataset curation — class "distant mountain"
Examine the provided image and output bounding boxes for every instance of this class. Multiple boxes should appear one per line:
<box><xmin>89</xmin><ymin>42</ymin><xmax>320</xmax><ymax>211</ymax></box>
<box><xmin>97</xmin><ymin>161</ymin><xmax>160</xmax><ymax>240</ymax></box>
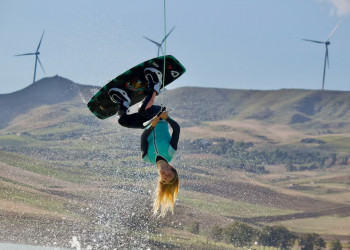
<box><xmin>0</xmin><ymin>76</ymin><xmax>96</xmax><ymax>129</ymax></box>
<box><xmin>164</xmin><ymin>87</ymin><xmax>350</xmax><ymax>133</ymax></box>
<box><xmin>1</xmin><ymin>76</ymin><xmax>350</xmax><ymax>134</ymax></box>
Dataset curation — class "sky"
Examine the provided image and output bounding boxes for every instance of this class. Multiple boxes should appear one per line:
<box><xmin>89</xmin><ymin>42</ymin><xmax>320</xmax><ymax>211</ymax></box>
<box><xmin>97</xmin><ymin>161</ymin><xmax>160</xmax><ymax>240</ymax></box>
<box><xmin>0</xmin><ymin>0</ymin><xmax>350</xmax><ymax>94</ymax></box>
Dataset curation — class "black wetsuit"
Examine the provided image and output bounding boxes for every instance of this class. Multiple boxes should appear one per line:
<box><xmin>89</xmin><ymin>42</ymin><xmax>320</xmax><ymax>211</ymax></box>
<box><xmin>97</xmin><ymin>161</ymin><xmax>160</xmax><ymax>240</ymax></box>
<box><xmin>118</xmin><ymin>88</ymin><xmax>162</xmax><ymax>129</ymax></box>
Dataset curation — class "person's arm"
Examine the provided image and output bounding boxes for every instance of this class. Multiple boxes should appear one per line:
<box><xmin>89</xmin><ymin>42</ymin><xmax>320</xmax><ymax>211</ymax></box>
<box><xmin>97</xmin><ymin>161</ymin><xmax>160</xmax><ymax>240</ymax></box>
<box><xmin>167</xmin><ymin>117</ymin><xmax>180</xmax><ymax>150</ymax></box>
<box><xmin>140</xmin><ymin>117</ymin><xmax>160</xmax><ymax>158</ymax></box>
<box><xmin>160</xmin><ymin>112</ymin><xmax>180</xmax><ymax>150</ymax></box>
<box><xmin>141</xmin><ymin>127</ymin><xmax>152</xmax><ymax>158</ymax></box>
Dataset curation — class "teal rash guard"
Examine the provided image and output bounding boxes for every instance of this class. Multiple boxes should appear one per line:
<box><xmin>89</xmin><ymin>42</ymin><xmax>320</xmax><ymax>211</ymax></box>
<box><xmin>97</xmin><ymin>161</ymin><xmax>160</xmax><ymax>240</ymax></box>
<box><xmin>141</xmin><ymin>117</ymin><xmax>180</xmax><ymax>165</ymax></box>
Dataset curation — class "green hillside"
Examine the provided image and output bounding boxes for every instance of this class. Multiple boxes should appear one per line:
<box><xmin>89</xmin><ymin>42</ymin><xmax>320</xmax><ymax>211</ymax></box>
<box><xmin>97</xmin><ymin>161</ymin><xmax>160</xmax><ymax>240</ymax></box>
<box><xmin>0</xmin><ymin>76</ymin><xmax>350</xmax><ymax>249</ymax></box>
<box><xmin>164</xmin><ymin>87</ymin><xmax>350</xmax><ymax>134</ymax></box>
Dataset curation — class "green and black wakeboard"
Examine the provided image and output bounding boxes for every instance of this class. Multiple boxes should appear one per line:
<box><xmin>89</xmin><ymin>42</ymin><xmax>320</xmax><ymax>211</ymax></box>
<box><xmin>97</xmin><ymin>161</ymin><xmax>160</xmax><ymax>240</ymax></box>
<box><xmin>87</xmin><ymin>55</ymin><xmax>186</xmax><ymax>119</ymax></box>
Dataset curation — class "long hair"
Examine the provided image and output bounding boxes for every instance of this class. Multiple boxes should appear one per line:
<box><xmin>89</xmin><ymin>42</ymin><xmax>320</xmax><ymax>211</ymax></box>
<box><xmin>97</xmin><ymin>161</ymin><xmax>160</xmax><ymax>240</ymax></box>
<box><xmin>153</xmin><ymin>167</ymin><xmax>179</xmax><ymax>217</ymax></box>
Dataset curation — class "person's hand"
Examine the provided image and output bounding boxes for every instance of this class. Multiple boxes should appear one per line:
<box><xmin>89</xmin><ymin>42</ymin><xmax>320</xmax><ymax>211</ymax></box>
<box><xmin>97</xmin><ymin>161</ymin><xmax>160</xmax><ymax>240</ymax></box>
<box><xmin>159</xmin><ymin>111</ymin><xmax>168</xmax><ymax>120</ymax></box>
<box><xmin>151</xmin><ymin>116</ymin><xmax>160</xmax><ymax>127</ymax></box>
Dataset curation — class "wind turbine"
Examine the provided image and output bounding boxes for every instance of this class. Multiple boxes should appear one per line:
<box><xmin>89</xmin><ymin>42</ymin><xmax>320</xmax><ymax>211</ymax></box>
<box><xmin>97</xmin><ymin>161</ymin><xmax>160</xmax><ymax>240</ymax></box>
<box><xmin>302</xmin><ymin>20</ymin><xmax>342</xmax><ymax>91</ymax></box>
<box><xmin>143</xmin><ymin>26</ymin><xmax>175</xmax><ymax>56</ymax></box>
<box><xmin>15</xmin><ymin>31</ymin><xmax>46</xmax><ymax>83</ymax></box>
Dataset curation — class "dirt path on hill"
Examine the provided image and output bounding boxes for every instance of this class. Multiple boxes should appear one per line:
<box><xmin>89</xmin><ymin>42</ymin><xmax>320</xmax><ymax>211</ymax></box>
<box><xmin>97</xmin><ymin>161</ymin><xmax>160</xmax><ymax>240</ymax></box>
<box><xmin>182</xmin><ymin>179</ymin><xmax>342</xmax><ymax>212</ymax></box>
<box><xmin>230</xmin><ymin>205</ymin><xmax>350</xmax><ymax>223</ymax></box>
<box><xmin>0</xmin><ymin>161</ymin><xmax>81</xmax><ymax>189</ymax></box>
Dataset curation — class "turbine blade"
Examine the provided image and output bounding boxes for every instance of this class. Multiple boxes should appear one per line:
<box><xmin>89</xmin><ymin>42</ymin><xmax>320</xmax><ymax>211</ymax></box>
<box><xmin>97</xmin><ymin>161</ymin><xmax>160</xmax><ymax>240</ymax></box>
<box><xmin>37</xmin><ymin>56</ymin><xmax>46</xmax><ymax>74</ymax></box>
<box><xmin>327</xmin><ymin>19</ymin><xmax>342</xmax><ymax>41</ymax></box>
<box><xmin>14</xmin><ymin>53</ymin><xmax>36</xmax><ymax>56</ymax></box>
<box><xmin>36</xmin><ymin>30</ymin><xmax>45</xmax><ymax>52</ymax></box>
<box><xmin>143</xmin><ymin>36</ymin><xmax>161</xmax><ymax>46</ymax></box>
<box><xmin>302</xmin><ymin>39</ymin><xmax>324</xmax><ymax>44</ymax></box>
<box><xmin>160</xmin><ymin>46</ymin><xmax>164</xmax><ymax>56</ymax></box>
<box><xmin>161</xmin><ymin>26</ymin><xmax>175</xmax><ymax>44</ymax></box>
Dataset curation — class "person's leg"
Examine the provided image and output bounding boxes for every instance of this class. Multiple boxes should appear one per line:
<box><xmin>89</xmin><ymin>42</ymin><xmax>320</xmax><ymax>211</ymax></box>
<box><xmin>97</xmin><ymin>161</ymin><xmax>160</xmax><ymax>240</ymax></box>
<box><xmin>138</xmin><ymin>67</ymin><xmax>163</xmax><ymax>118</ymax></box>
<box><xmin>138</xmin><ymin>92</ymin><xmax>162</xmax><ymax>118</ymax></box>
<box><xmin>118</xmin><ymin>112</ymin><xmax>149</xmax><ymax>129</ymax></box>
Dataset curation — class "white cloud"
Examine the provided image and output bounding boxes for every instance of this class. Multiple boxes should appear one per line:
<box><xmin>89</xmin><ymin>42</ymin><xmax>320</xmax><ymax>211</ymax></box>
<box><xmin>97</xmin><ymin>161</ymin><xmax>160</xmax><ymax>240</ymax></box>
<box><xmin>319</xmin><ymin>0</ymin><xmax>350</xmax><ymax>16</ymax></box>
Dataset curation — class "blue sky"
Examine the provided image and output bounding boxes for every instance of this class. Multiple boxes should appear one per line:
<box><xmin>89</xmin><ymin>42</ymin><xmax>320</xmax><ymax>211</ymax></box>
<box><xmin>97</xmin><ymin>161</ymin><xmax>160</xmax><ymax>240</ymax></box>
<box><xmin>0</xmin><ymin>0</ymin><xmax>349</xmax><ymax>94</ymax></box>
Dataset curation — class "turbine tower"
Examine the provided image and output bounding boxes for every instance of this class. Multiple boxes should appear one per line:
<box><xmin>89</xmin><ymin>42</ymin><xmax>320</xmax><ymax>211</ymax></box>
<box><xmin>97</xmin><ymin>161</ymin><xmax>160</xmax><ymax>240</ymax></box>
<box><xmin>15</xmin><ymin>31</ymin><xmax>46</xmax><ymax>83</ymax></box>
<box><xmin>302</xmin><ymin>20</ymin><xmax>342</xmax><ymax>91</ymax></box>
<box><xmin>143</xmin><ymin>26</ymin><xmax>175</xmax><ymax>56</ymax></box>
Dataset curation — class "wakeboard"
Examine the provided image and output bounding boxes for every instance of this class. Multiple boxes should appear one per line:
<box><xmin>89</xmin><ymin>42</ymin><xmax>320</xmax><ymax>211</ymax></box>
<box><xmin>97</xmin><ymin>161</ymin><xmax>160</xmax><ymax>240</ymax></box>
<box><xmin>87</xmin><ymin>55</ymin><xmax>186</xmax><ymax>119</ymax></box>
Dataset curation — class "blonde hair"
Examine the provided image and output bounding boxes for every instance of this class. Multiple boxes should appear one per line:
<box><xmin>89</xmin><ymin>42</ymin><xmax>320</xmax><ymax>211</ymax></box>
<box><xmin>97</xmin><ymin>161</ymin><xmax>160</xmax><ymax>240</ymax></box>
<box><xmin>153</xmin><ymin>168</ymin><xmax>179</xmax><ymax>217</ymax></box>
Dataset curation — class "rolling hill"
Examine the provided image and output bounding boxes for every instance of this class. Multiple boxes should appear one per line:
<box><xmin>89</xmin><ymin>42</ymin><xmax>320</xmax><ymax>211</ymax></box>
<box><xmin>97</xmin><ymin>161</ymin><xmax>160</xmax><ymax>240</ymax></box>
<box><xmin>0</xmin><ymin>75</ymin><xmax>98</xmax><ymax>130</ymax></box>
<box><xmin>2</xmin><ymin>76</ymin><xmax>350</xmax><ymax>133</ymax></box>
<box><xmin>1</xmin><ymin>76</ymin><xmax>350</xmax><ymax>249</ymax></box>
<box><xmin>165</xmin><ymin>87</ymin><xmax>350</xmax><ymax>134</ymax></box>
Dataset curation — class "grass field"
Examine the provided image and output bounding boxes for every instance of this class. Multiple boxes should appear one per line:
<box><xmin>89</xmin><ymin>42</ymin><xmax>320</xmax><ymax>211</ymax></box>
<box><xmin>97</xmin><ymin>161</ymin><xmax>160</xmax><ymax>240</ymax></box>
<box><xmin>0</xmin><ymin>183</ymin><xmax>83</xmax><ymax>221</ymax></box>
<box><xmin>317</xmin><ymin>135</ymin><xmax>350</xmax><ymax>152</ymax></box>
<box><xmin>179</xmin><ymin>190</ymin><xmax>298</xmax><ymax>218</ymax></box>
<box><xmin>1</xmin><ymin>99</ymin><xmax>350</xmax><ymax>248</ymax></box>
<box><xmin>274</xmin><ymin>216</ymin><xmax>350</xmax><ymax>235</ymax></box>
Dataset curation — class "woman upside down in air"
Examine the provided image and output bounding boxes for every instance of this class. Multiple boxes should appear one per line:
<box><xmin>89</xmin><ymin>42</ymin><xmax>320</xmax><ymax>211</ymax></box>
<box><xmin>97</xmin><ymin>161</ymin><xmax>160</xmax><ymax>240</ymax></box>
<box><xmin>140</xmin><ymin>111</ymin><xmax>180</xmax><ymax>217</ymax></box>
